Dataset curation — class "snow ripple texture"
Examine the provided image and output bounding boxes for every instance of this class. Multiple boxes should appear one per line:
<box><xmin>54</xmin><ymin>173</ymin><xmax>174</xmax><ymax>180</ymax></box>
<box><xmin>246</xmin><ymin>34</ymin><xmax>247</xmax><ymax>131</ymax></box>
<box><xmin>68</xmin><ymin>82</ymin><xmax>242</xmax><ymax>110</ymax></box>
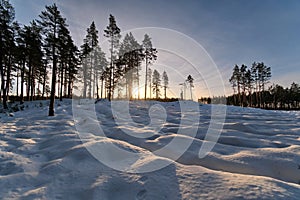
<box><xmin>0</xmin><ymin>99</ymin><xmax>299</xmax><ymax>199</ymax></box>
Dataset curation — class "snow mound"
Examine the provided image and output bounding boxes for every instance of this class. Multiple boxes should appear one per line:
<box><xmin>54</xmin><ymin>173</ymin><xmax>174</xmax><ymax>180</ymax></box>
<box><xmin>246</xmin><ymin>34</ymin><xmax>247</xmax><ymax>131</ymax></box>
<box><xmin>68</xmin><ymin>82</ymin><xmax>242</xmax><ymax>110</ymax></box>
<box><xmin>0</xmin><ymin>99</ymin><xmax>299</xmax><ymax>199</ymax></box>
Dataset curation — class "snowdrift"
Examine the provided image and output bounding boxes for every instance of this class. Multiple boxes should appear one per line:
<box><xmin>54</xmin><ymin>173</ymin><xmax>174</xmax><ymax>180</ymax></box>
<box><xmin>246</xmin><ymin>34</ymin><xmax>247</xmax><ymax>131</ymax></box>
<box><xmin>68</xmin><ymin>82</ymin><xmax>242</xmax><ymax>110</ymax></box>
<box><xmin>0</xmin><ymin>100</ymin><xmax>299</xmax><ymax>199</ymax></box>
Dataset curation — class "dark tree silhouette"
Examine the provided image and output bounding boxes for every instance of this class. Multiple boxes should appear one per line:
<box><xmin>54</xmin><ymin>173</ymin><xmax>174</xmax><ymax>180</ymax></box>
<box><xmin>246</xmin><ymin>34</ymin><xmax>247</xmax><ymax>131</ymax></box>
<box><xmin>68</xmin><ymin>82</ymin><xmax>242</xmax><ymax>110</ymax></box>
<box><xmin>162</xmin><ymin>71</ymin><xmax>168</xmax><ymax>99</ymax></box>
<box><xmin>229</xmin><ymin>62</ymin><xmax>272</xmax><ymax>108</ymax></box>
<box><xmin>119</xmin><ymin>32</ymin><xmax>142</xmax><ymax>100</ymax></box>
<box><xmin>152</xmin><ymin>69</ymin><xmax>160</xmax><ymax>99</ymax></box>
<box><xmin>104</xmin><ymin>14</ymin><xmax>121</xmax><ymax>101</ymax></box>
<box><xmin>147</xmin><ymin>67</ymin><xmax>152</xmax><ymax>99</ymax></box>
<box><xmin>186</xmin><ymin>75</ymin><xmax>194</xmax><ymax>100</ymax></box>
<box><xmin>80</xmin><ymin>21</ymin><xmax>101</xmax><ymax>99</ymax></box>
<box><xmin>229</xmin><ymin>65</ymin><xmax>241</xmax><ymax>105</ymax></box>
<box><xmin>38</xmin><ymin>3</ymin><xmax>67</xmax><ymax>116</ymax></box>
<box><xmin>0</xmin><ymin>0</ymin><xmax>15</xmax><ymax>109</ymax></box>
<box><xmin>142</xmin><ymin>34</ymin><xmax>157</xmax><ymax>99</ymax></box>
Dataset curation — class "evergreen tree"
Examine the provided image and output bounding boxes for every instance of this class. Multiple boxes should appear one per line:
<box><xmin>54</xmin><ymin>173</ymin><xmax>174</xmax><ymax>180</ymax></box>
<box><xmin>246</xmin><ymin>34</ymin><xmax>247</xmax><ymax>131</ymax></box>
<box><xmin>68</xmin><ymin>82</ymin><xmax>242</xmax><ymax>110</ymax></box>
<box><xmin>88</xmin><ymin>21</ymin><xmax>98</xmax><ymax>98</ymax></box>
<box><xmin>94</xmin><ymin>46</ymin><xmax>107</xmax><ymax>99</ymax></box>
<box><xmin>256</xmin><ymin>62</ymin><xmax>271</xmax><ymax>107</ymax></box>
<box><xmin>38</xmin><ymin>3</ymin><xmax>67</xmax><ymax>116</ymax></box>
<box><xmin>251</xmin><ymin>62</ymin><xmax>259</xmax><ymax>107</ymax></box>
<box><xmin>162</xmin><ymin>71</ymin><xmax>168</xmax><ymax>99</ymax></box>
<box><xmin>21</xmin><ymin>21</ymin><xmax>44</xmax><ymax>101</ymax></box>
<box><xmin>228</xmin><ymin>61</ymin><xmax>272</xmax><ymax>108</ymax></box>
<box><xmin>269</xmin><ymin>84</ymin><xmax>285</xmax><ymax>109</ymax></box>
<box><xmin>80</xmin><ymin>21</ymin><xmax>100</xmax><ymax>99</ymax></box>
<box><xmin>290</xmin><ymin>82</ymin><xmax>300</xmax><ymax>109</ymax></box>
<box><xmin>186</xmin><ymin>75</ymin><xmax>194</xmax><ymax>100</ymax></box>
<box><xmin>57</xmin><ymin>25</ymin><xmax>78</xmax><ymax>100</ymax></box>
<box><xmin>152</xmin><ymin>69</ymin><xmax>160</xmax><ymax>99</ymax></box>
<box><xmin>147</xmin><ymin>67</ymin><xmax>152</xmax><ymax>99</ymax></box>
<box><xmin>80</xmin><ymin>38</ymin><xmax>91</xmax><ymax>98</ymax></box>
<box><xmin>119</xmin><ymin>32</ymin><xmax>142</xmax><ymax>99</ymax></box>
<box><xmin>245</xmin><ymin>69</ymin><xmax>254</xmax><ymax>106</ymax></box>
<box><xmin>0</xmin><ymin>0</ymin><xmax>15</xmax><ymax>109</ymax></box>
<box><xmin>142</xmin><ymin>34</ymin><xmax>157</xmax><ymax>99</ymax></box>
<box><xmin>229</xmin><ymin>65</ymin><xmax>241</xmax><ymax>106</ymax></box>
<box><xmin>104</xmin><ymin>14</ymin><xmax>121</xmax><ymax>101</ymax></box>
<box><xmin>240</xmin><ymin>64</ymin><xmax>247</xmax><ymax>106</ymax></box>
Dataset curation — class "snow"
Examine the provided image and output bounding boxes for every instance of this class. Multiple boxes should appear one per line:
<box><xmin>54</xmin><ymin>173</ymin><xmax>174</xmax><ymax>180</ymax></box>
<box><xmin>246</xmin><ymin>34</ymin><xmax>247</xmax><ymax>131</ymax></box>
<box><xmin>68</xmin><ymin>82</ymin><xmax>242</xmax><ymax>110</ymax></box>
<box><xmin>0</xmin><ymin>99</ymin><xmax>300</xmax><ymax>199</ymax></box>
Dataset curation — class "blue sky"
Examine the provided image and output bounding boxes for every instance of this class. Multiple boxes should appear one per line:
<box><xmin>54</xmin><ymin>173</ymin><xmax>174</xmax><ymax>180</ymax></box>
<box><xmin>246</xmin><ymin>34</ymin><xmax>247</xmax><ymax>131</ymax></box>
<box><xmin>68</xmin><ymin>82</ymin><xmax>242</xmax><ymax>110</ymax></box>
<box><xmin>10</xmin><ymin>0</ymin><xmax>300</xmax><ymax>96</ymax></box>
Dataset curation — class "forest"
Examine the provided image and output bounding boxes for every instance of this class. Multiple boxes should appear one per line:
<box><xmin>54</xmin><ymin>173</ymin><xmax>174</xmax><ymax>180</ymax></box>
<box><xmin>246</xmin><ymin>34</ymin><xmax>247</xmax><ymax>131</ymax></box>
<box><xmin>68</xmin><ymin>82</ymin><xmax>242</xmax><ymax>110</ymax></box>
<box><xmin>199</xmin><ymin>62</ymin><xmax>300</xmax><ymax>110</ymax></box>
<box><xmin>0</xmin><ymin>1</ymin><xmax>175</xmax><ymax>116</ymax></box>
<box><xmin>227</xmin><ymin>62</ymin><xmax>300</xmax><ymax>110</ymax></box>
<box><xmin>1</xmin><ymin>0</ymin><xmax>299</xmax><ymax>116</ymax></box>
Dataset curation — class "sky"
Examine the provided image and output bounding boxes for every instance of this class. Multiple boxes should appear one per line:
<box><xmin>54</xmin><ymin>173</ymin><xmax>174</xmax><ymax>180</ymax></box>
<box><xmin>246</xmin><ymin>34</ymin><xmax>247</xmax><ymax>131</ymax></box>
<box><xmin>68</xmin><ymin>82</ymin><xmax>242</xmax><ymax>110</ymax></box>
<box><xmin>10</xmin><ymin>0</ymin><xmax>300</xmax><ymax>98</ymax></box>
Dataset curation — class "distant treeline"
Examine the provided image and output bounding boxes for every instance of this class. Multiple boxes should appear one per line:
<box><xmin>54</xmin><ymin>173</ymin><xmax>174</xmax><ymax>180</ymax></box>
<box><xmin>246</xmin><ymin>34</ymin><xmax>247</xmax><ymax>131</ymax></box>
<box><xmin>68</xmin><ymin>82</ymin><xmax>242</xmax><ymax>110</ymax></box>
<box><xmin>199</xmin><ymin>62</ymin><xmax>300</xmax><ymax>110</ymax></box>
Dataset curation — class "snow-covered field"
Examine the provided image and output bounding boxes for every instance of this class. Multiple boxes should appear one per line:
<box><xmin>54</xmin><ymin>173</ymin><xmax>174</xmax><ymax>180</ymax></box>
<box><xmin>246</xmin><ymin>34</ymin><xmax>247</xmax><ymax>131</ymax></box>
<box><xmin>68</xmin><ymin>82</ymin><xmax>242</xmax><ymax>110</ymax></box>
<box><xmin>0</xmin><ymin>99</ymin><xmax>300</xmax><ymax>199</ymax></box>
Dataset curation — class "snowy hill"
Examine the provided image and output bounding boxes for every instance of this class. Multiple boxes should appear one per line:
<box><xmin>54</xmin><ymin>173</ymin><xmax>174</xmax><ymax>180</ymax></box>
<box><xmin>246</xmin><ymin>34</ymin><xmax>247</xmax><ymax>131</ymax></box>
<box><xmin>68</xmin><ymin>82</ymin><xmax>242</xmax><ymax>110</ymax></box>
<box><xmin>0</xmin><ymin>99</ymin><xmax>300</xmax><ymax>199</ymax></box>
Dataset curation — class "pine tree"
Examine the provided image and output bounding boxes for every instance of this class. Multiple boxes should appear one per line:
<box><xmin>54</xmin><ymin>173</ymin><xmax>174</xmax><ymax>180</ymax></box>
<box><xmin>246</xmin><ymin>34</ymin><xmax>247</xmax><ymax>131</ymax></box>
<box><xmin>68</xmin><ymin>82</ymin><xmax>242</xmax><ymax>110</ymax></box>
<box><xmin>162</xmin><ymin>71</ymin><xmax>168</xmax><ymax>99</ymax></box>
<box><xmin>152</xmin><ymin>69</ymin><xmax>160</xmax><ymax>99</ymax></box>
<box><xmin>229</xmin><ymin>62</ymin><xmax>271</xmax><ymax>108</ymax></box>
<box><xmin>229</xmin><ymin>65</ymin><xmax>241</xmax><ymax>106</ymax></box>
<box><xmin>147</xmin><ymin>67</ymin><xmax>152</xmax><ymax>99</ymax></box>
<box><xmin>38</xmin><ymin>3</ymin><xmax>67</xmax><ymax>116</ymax></box>
<box><xmin>186</xmin><ymin>75</ymin><xmax>194</xmax><ymax>100</ymax></box>
<box><xmin>88</xmin><ymin>22</ymin><xmax>98</xmax><ymax>98</ymax></box>
<box><xmin>119</xmin><ymin>32</ymin><xmax>142</xmax><ymax>99</ymax></box>
<box><xmin>251</xmin><ymin>62</ymin><xmax>259</xmax><ymax>107</ymax></box>
<box><xmin>0</xmin><ymin>0</ymin><xmax>15</xmax><ymax>109</ymax></box>
<box><xmin>240</xmin><ymin>64</ymin><xmax>247</xmax><ymax>106</ymax></box>
<box><xmin>245</xmin><ymin>69</ymin><xmax>253</xmax><ymax>106</ymax></box>
<box><xmin>79</xmin><ymin>21</ymin><xmax>100</xmax><ymax>99</ymax></box>
<box><xmin>290</xmin><ymin>82</ymin><xmax>299</xmax><ymax>109</ymax></box>
<box><xmin>94</xmin><ymin>46</ymin><xmax>107</xmax><ymax>99</ymax></box>
<box><xmin>57</xmin><ymin>25</ymin><xmax>78</xmax><ymax>100</ymax></box>
<box><xmin>21</xmin><ymin>21</ymin><xmax>44</xmax><ymax>101</ymax></box>
<box><xmin>142</xmin><ymin>34</ymin><xmax>157</xmax><ymax>99</ymax></box>
<box><xmin>104</xmin><ymin>14</ymin><xmax>121</xmax><ymax>101</ymax></box>
<box><xmin>80</xmin><ymin>39</ymin><xmax>91</xmax><ymax>98</ymax></box>
<box><xmin>256</xmin><ymin>62</ymin><xmax>271</xmax><ymax>108</ymax></box>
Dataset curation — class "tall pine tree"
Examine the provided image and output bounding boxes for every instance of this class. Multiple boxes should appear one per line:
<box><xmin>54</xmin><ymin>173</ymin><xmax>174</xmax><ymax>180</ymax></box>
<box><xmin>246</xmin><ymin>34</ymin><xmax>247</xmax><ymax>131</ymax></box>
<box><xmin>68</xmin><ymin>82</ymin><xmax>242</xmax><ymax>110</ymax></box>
<box><xmin>104</xmin><ymin>14</ymin><xmax>121</xmax><ymax>101</ymax></box>
<box><xmin>142</xmin><ymin>34</ymin><xmax>157</xmax><ymax>99</ymax></box>
<box><xmin>38</xmin><ymin>3</ymin><xmax>67</xmax><ymax>116</ymax></box>
<box><xmin>162</xmin><ymin>71</ymin><xmax>168</xmax><ymax>99</ymax></box>
<box><xmin>152</xmin><ymin>69</ymin><xmax>160</xmax><ymax>99</ymax></box>
<box><xmin>0</xmin><ymin>0</ymin><xmax>15</xmax><ymax>109</ymax></box>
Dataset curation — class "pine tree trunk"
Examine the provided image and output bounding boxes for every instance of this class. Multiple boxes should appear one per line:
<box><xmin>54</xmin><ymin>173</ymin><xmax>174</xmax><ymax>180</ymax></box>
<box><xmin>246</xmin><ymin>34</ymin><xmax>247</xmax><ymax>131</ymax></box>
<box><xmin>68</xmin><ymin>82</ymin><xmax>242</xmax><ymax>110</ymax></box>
<box><xmin>49</xmin><ymin>39</ymin><xmax>57</xmax><ymax>116</ymax></box>
<box><xmin>27</xmin><ymin>60</ymin><xmax>31</xmax><ymax>101</ymax></box>
<box><xmin>4</xmin><ymin>56</ymin><xmax>12</xmax><ymax>107</ymax></box>
<box><xmin>100</xmin><ymin>78</ymin><xmax>104</xmax><ymax>99</ymax></box>
<box><xmin>16</xmin><ymin>69</ymin><xmax>19</xmax><ymax>97</ymax></box>
<box><xmin>20</xmin><ymin>60</ymin><xmax>25</xmax><ymax>104</ymax></box>
<box><xmin>137</xmin><ymin>67</ymin><xmax>140</xmax><ymax>100</ymax></box>
<box><xmin>63</xmin><ymin>66</ymin><xmax>67</xmax><ymax>98</ymax></box>
<box><xmin>30</xmin><ymin>66</ymin><xmax>34</xmax><ymax>101</ymax></box>
<box><xmin>60</xmin><ymin>63</ymin><xmax>64</xmax><ymax>101</ymax></box>
<box><xmin>144</xmin><ymin>57</ymin><xmax>148</xmax><ymax>100</ymax></box>
<box><xmin>0</xmin><ymin>35</ymin><xmax>4</xmax><ymax>107</ymax></box>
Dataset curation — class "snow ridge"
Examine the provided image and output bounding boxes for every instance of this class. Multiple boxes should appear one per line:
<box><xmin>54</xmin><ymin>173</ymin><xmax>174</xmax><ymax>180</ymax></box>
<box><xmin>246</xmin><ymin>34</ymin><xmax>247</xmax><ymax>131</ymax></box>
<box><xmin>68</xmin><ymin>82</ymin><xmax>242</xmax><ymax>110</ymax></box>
<box><xmin>0</xmin><ymin>100</ymin><xmax>299</xmax><ymax>199</ymax></box>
